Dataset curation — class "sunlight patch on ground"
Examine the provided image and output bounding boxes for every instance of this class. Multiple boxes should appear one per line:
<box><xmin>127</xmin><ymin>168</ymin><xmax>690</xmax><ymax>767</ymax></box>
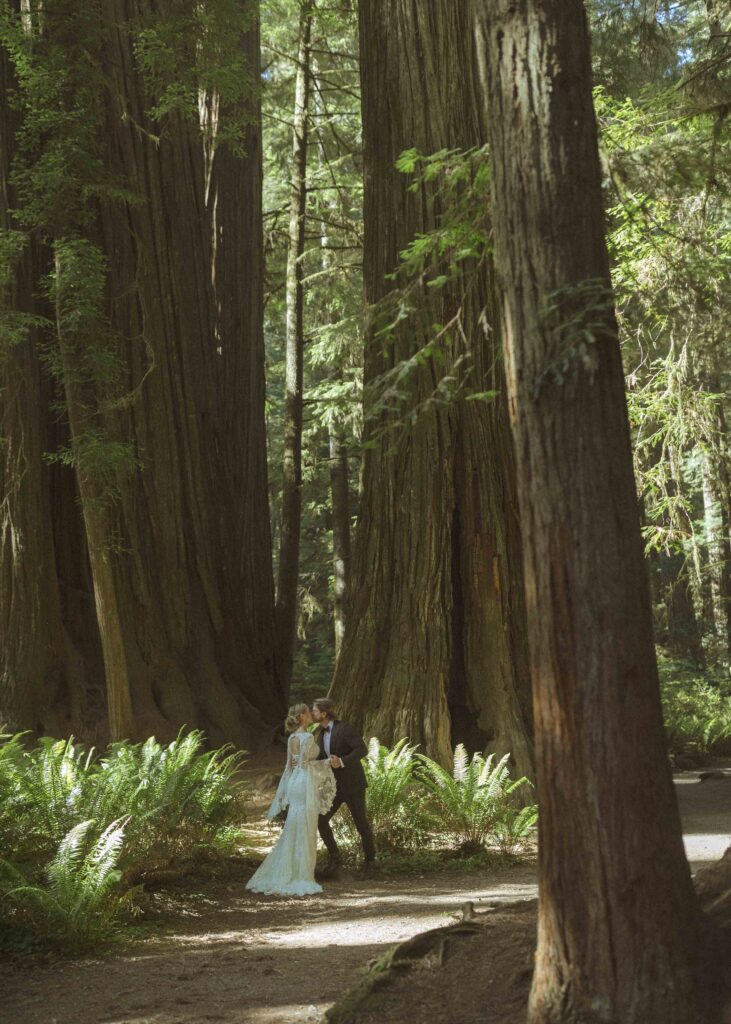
<box><xmin>245</xmin><ymin>1004</ymin><xmax>325</xmax><ymax>1023</ymax></box>
<box><xmin>262</xmin><ymin>916</ymin><xmax>415</xmax><ymax>947</ymax></box>
<box><xmin>684</xmin><ymin>832</ymin><xmax>731</xmax><ymax>867</ymax></box>
<box><xmin>163</xmin><ymin>930</ymin><xmax>255</xmax><ymax>948</ymax></box>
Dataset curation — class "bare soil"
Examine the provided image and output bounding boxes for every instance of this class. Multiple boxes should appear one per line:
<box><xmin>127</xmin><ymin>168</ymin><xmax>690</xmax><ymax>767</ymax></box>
<box><xmin>1</xmin><ymin>761</ymin><xmax>728</xmax><ymax>1024</ymax></box>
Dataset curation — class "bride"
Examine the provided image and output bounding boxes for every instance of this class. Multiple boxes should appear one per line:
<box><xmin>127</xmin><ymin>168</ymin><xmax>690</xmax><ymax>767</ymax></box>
<box><xmin>246</xmin><ymin>703</ymin><xmax>336</xmax><ymax>896</ymax></box>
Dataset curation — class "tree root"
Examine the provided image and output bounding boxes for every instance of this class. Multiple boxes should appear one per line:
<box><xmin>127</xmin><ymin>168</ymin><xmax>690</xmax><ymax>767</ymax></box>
<box><xmin>324</xmin><ymin>902</ymin><xmax>488</xmax><ymax>1024</ymax></box>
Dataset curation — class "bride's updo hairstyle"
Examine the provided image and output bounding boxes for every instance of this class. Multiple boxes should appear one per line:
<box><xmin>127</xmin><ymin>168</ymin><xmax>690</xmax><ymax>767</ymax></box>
<box><xmin>285</xmin><ymin>703</ymin><xmax>310</xmax><ymax>733</ymax></box>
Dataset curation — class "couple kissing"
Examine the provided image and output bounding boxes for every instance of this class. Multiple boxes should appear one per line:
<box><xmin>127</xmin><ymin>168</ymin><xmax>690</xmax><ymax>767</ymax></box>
<box><xmin>246</xmin><ymin>698</ymin><xmax>375</xmax><ymax>897</ymax></box>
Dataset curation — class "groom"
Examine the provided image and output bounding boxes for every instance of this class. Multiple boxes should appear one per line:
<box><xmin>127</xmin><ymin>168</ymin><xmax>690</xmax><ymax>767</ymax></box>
<box><xmin>311</xmin><ymin>698</ymin><xmax>376</xmax><ymax>877</ymax></box>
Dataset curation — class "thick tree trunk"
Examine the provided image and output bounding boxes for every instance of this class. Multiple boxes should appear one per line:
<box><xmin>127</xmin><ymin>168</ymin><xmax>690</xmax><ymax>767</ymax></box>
<box><xmin>93</xmin><ymin>0</ymin><xmax>280</xmax><ymax>745</ymax></box>
<box><xmin>331</xmin><ymin>0</ymin><xmax>533</xmax><ymax>775</ymax></box>
<box><xmin>276</xmin><ymin>5</ymin><xmax>312</xmax><ymax>698</ymax></box>
<box><xmin>328</xmin><ymin>427</ymin><xmax>350</xmax><ymax>661</ymax></box>
<box><xmin>476</xmin><ymin>2</ymin><xmax>714</xmax><ymax>1021</ymax></box>
<box><xmin>0</xmin><ymin>5</ymin><xmax>103</xmax><ymax>740</ymax></box>
<box><xmin>2</xmin><ymin>0</ymin><xmax>281</xmax><ymax>747</ymax></box>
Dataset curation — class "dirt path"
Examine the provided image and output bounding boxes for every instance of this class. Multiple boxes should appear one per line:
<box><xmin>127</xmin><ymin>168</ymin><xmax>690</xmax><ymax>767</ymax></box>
<box><xmin>2</xmin><ymin>768</ymin><xmax>729</xmax><ymax>1024</ymax></box>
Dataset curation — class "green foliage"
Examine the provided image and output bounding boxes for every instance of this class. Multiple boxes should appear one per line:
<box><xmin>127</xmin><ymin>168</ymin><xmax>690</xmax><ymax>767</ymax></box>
<box><xmin>597</xmin><ymin>67</ymin><xmax>731</xmax><ymax>669</ymax></box>
<box><xmin>332</xmin><ymin>740</ymin><xmax>536</xmax><ymax>859</ymax></box>
<box><xmin>359</xmin><ymin>145</ymin><xmax>494</xmax><ymax>445</ymax></box>
<box><xmin>658</xmin><ymin>653</ymin><xmax>731</xmax><ymax>756</ymax></box>
<box><xmin>97</xmin><ymin>732</ymin><xmax>248</xmax><ymax>880</ymax></box>
<box><xmin>535</xmin><ymin>278</ymin><xmax>616</xmax><ymax>393</ymax></box>
<box><xmin>0</xmin><ymin>820</ymin><xmax>130</xmax><ymax>952</ymax></box>
<box><xmin>0</xmin><ymin>731</ymin><xmax>247</xmax><ymax>950</ymax></box>
<box><xmin>262</xmin><ymin>0</ymin><xmax>363</xmax><ymax>695</ymax></box>
<box><xmin>134</xmin><ymin>0</ymin><xmax>258</xmax><ymax>147</ymax></box>
<box><xmin>417</xmin><ymin>747</ymin><xmax>536</xmax><ymax>854</ymax></box>
<box><xmin>394</xmin><ymin>146</ymin><xmax>490</xmax><ymax>284</ymax></box>
<box><xmin>333</xmin><ymin>738</ymin><xmax>429</xmax><ymax>852</ymax></box>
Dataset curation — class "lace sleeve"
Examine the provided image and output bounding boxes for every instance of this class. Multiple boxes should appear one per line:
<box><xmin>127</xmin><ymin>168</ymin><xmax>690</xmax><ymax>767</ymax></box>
<box><xmin>266</xmin><ymin>736</ymin><xmax>296</xmax><ymax>821</ymax></box>
<box><xmin>310</xmin><ymin>758</ymin><xmax>337</xmax><ymax>816</ymax></box>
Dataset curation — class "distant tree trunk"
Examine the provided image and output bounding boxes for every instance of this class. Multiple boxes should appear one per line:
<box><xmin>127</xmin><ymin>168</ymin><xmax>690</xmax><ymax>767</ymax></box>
<box><xmin>2</xmin><ymin>0</ymin><xmax>281</xmax><ymax>746</ymax></box>
<box><xmin>650</xmin><ymin>464</ymin><xmax>706</xmax><ymax>666</ymax></box>
<box><xmin>705</xmin><ymin>0</ymin><xmax>728</xmax><ymax>54</ymax></box>
<box><xmin>701</xmin><ymin>437</ymin><xmax>731</xmax><ymax>660</ymax></box>
<box><xmin>659</xmin><ymin>550</ymin><xmax>706</xmax><ymax>665</ymax></box>
<box><xmin>329</xmin><ymin>427</ymin><xmax>350</xmax><ymax>660</ymax></box>
<box><xmin>314</xmin><ymin>64</ymin><xmax>352</xmax><ymax>666</ymax></box>
<box><xmin>276</xmin><ymin>4</ymin><xmax>312</xmax><ymax>698</ymax></box>
<box><xmin>332</xmin><ymin>0</ymin><xmax>533</xmax><ymax>776</ymax></box>
<box><xmin>476</xmin><ymin>1</ymin><xmax>713</xmax><ymax>1021</ymax></box>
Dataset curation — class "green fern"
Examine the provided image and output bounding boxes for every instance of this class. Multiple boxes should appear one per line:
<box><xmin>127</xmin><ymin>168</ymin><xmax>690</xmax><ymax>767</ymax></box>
<box><xmin>0</xmin><ymin>734</ymin><xmax>97</xmax><ymax>863</ymax></box>
<box><xmin>92</xmin><ymin>731</ymin><xmax>247</xmax><ymax>879</ymax></box>
<box><xmin>0</xmin><ymin>729</ymin><xmax>248</xmax><ymax>950</ymax></box>
<box><xmin>0</xmin><ymin>819</ymin><xmax>129</xmax><ymax>951</ymax></box>
<box><xmin>492</xmin><ymin>803</ymin><xmax>539</xmax><ymax>856</ymax></box>
<box><xmin>333</xmin><ymin>738</ymin><xmax>429</xmax><ymax>852</ymax></box>
<box><xmin>418</xmin><ymin>746</ymin><xmax>533</xmax><ymax>851</ymax></box>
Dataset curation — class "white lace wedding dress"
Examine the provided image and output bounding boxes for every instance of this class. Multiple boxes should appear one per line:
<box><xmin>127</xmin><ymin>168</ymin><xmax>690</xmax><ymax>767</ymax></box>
<box><xmin>246</xmin><ymin>730</ymin><xmax>336</xmax><ymax>896</ymax></box>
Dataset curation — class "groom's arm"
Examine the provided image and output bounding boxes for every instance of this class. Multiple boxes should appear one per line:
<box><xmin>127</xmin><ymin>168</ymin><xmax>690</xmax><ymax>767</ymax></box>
<box><xmin>336</xmin><ymin>723</ymin><xmax>367</xmax><ymax>767</ymax></box>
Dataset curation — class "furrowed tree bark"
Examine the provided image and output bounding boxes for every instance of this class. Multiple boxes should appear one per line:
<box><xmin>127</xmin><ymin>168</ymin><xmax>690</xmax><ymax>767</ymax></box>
<box><xmin>475</xmin><ymin>1</ymin><xmax>716</xmax><ymax>1020</ymax></box>
<box><xmin>276</xmin><ymin>3</ymin><xmax>312</xmax><ymax>698</ymax></box>
<box><xmin>94</xmin><ymin>0</ymin><xmax>280</xmax><ymax>745</ymax></box>
<box><xmin>2</xmin><ymin>0</ymin><xmax>281</xmax><ymax>746</ymax></box>
<box><xmin>331</xmin><ymin>0</ymin><xmax>533</xmax><ymax>774</ymax></box>
<box><xmin>0</xmin><ymin>3</ymin><xmax>103</xmax><ymax>740</ymax></box>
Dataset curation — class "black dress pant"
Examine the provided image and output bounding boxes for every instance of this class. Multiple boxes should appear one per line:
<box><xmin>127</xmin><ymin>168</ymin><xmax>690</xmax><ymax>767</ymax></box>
<box><xmin>318</xmin><ymin>787</ymin><xmax>375</xmax><ymax>863</ymax></box>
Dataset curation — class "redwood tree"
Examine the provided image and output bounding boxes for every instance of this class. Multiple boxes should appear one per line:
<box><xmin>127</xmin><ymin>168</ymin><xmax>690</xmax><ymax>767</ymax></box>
<box><xmin>475</xmin><ymin>0</ymin><xmax>714</xmax><ymax>1019</ymax></box>
<box><xmin>0</xmin><ymin>0</ymin><xmax>281</xmax><ymax>746</ymax></box>
<box><xmin>331</xmin><ymin>0</ymin><xmax>533</xmax><ymax>774</ymax></box>
<box><xmin>1</xmin><ymin>0</ymin><xmax>104</xmax><ymax>740</ymax></box>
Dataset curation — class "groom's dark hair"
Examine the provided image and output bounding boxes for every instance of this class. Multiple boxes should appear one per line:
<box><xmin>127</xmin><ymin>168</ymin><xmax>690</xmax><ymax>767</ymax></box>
<box><xmin>313</xmin><ymin>697</ymin><xmax>336</xmax><ymax>719</ymax></box>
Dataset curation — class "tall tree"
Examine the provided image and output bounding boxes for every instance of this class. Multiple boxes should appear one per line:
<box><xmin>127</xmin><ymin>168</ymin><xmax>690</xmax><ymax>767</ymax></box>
<box><xmin>475</xmin><ymin>0</ymin><xmax>715</xmax><ymax>1020</ymax></box>
<box><xmin>1</xmin><ymin>0</ymin><xmax>104</xmax><ymax>740</ymax></box>
<box><xmin>276</xmin><ymin>1</ymin><xmax>313</xmax><ymax>697</ymax></box>
<box><xmin>332</xmin><ymin>0</ymin><xmax>533</xmax><ymax>774</ymax></box>
<box><xmin>1</xmin><ymin>0</ymin><xmax>281</xmax><ymax>746</ymax></box>
<box><xmin>328</xmin><ymin>425</ymin><xmax>350</xmax><ymax>661</ymax></box>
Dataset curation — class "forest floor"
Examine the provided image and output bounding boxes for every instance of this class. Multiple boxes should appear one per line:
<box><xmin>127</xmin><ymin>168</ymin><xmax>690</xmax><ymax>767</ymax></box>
<box><xmin>2</xmin><ymin>758</ymin><xmax>729</xmax><ymax>1024</ymax></box>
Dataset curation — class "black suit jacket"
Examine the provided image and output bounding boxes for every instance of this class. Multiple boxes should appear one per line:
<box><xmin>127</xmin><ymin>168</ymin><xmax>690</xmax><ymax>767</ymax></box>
<box><xmin>316</xmin><ymin>719</ymin><xmax>367</xmax><ymax>796</ymax></box>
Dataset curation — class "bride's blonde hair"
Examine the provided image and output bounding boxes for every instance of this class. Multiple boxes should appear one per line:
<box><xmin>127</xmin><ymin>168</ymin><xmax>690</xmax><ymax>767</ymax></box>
<box><xmin>285</xmin><ymin>703</ymin><xmax>310</xmax><ymax>733</ymax></box>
